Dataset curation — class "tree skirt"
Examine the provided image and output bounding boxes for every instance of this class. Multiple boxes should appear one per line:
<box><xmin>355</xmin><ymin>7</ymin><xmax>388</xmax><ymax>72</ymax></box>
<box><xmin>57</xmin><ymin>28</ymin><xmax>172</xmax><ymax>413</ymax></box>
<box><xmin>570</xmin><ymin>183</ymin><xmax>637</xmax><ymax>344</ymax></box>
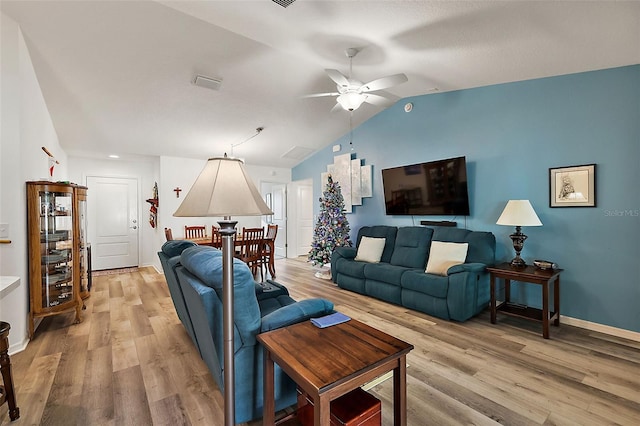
<box><xmin>314</xmin><ymin>264</ymin><xmax>332</xmax><ymax>280</ymax></box>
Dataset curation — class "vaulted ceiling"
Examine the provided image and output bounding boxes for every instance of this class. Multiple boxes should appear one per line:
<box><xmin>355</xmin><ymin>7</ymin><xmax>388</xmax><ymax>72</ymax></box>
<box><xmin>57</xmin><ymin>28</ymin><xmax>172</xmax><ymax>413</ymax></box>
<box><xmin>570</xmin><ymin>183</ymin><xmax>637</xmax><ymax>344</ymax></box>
<box><xmin>2</xmin><ymin>1</ymin><xmax>639</xmax><ymax>168</ymax></box>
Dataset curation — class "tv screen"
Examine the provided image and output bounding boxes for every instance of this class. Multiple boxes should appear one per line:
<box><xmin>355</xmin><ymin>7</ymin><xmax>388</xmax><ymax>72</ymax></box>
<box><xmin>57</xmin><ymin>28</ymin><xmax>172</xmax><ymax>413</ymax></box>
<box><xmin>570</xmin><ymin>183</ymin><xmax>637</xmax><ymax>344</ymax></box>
<box><xmin>381</xmin><ymin>156</ymin><xmax>470</xmax><ymax>216</ymax></box>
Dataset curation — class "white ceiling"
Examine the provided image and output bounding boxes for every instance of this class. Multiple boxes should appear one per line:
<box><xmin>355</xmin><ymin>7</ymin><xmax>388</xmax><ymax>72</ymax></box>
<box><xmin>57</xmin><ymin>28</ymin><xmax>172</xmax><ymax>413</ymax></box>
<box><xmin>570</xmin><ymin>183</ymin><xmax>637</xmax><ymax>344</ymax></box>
<box><xmin>2</xmin><ymin>1</ymin><xmax>639</xmax><ymax>168</ymax></box>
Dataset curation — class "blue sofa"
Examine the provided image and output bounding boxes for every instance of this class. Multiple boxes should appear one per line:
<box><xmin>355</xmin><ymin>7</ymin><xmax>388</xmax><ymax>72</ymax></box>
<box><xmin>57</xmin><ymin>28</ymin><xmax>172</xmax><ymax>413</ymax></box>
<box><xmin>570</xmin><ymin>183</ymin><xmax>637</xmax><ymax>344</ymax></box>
<box><xmin>158</xmin><ymin>241</ymin><xmax>334</xmax><ymax>423</ymax></box>
<box><xmin>331</xmin><ymin>226</ymin><xmax>495</xmax><ymax>321</ymax></box>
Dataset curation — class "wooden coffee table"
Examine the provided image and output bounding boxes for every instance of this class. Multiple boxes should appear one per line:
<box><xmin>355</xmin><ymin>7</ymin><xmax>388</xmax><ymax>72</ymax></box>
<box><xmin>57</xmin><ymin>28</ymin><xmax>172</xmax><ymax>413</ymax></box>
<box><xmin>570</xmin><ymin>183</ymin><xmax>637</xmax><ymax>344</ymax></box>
<box><xmin>257</xmin><ymin>318</ymin><xmax>413</xmax><ymax>426</ymax></box>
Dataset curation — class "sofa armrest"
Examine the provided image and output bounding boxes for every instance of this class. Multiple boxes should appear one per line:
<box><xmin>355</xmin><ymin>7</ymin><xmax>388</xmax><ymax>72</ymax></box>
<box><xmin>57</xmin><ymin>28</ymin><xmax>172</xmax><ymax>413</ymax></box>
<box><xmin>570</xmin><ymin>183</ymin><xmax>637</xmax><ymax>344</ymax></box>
<box><xmin>446</xmin><ymin>264</ymin><xmax>490</xmax><ymax>321</ymax></box>
<box><xmin>260</xmin><ymin>298</ymin><xmax>334</xmax><ymax>332</ymax></box>
<box><xmin>333</xmin><ymin>247</ymin><xmax>357</xmax><ymax>260</ymax></box>
<box><xmin>447</xmin><ymin>262</ymin><xmax>487</xmax><ymax>275</ymax></box>
<box><xmin>331</xmin><ymin>247</ymin><xmax>357</xmax><ymax>283</ymax></box>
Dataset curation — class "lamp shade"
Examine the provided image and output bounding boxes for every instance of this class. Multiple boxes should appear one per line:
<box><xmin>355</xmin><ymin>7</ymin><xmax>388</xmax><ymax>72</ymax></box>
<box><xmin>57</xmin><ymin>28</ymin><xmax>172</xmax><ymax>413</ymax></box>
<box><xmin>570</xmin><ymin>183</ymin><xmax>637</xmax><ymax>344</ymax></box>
<box><xmin>496</xmin><ymin>200</ymin><xmax>542</xmax><ymax>226</ymax></box>
<box><xmin>337</xmin><ymin>92</ymin><xmax>367</xmax><ymax>111</ymax></box>
<box><xmin>174</xmin><ymin>155</ymin><xmax>273</xmax><ymax>217</ymax></box>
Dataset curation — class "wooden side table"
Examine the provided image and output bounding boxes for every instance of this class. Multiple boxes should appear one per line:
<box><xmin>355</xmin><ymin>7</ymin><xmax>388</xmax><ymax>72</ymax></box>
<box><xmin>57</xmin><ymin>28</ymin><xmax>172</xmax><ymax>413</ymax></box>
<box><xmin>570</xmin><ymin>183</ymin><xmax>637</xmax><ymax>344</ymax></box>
<box><xmin>487</xmin><ymin>263</ymin><xmax>563</xmax><ymax>339</ymax></box>
<box><xmin>258</xmin><ymin>319</ymin><xmax>413</xmax><ymax>426</ymax></box>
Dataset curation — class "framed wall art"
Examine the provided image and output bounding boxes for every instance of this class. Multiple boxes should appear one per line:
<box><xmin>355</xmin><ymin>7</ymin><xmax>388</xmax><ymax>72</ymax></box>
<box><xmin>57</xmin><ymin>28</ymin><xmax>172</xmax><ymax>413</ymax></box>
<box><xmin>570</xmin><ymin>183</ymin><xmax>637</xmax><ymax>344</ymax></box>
<box><xmin>549</xmin><ymin>164</ymin><xmax>596</xmax><ymax>207</ymax></box>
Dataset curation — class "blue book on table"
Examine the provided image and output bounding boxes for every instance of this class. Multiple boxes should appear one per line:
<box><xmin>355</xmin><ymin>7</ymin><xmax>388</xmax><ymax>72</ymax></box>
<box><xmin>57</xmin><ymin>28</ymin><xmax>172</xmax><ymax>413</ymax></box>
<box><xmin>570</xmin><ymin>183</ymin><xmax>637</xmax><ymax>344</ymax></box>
<box><xmin>311</xmin><ymin>312</ymin><xmax>351</xmax><ymax>328</ymax></box>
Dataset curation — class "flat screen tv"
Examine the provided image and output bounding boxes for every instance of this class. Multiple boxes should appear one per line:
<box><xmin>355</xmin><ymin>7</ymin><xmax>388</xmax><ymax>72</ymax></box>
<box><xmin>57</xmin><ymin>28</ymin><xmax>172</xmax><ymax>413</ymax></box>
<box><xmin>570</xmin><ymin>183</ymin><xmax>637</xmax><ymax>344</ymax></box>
<box><xmin>381</xmin><ymin>156</ymin><xmax>470</xmax><ymax>216</ymax></box>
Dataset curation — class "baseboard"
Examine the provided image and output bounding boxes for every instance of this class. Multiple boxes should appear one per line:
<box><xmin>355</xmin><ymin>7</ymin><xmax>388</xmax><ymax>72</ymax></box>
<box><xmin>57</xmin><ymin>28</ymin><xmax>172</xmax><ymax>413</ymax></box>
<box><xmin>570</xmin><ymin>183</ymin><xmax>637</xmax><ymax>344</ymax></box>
<box><xmin>9</xmin><ymin>338</ymin><xmax>29</xmax><ymax>356</ymax></box>
<box><xmin>561</xmin><ymin>315</ymin><xmax>640</xmax><ymax>342</ymax></box>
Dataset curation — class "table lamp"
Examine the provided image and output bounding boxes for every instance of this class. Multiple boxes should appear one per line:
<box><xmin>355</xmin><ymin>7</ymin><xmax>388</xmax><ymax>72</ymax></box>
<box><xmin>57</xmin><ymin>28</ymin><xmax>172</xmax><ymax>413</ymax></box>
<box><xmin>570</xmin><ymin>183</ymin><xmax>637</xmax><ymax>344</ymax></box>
<box><xmin>174</xmin><ymin>154</ymin><xmax>273</xmax><ymax>426</ymax></box>
<box><xmin>496</xmin><ymin>200</ymin><xmax>542</xmax><ymax>267</ymax></box>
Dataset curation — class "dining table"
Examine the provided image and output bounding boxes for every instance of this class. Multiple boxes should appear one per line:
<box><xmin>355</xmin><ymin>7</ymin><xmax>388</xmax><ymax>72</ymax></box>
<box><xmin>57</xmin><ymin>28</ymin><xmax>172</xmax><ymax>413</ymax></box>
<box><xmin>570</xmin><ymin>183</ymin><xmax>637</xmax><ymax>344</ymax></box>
<box><xmin>184</xmin><ymin>234</ymin><xmax>276</xmax><ymax>279</ymax></box>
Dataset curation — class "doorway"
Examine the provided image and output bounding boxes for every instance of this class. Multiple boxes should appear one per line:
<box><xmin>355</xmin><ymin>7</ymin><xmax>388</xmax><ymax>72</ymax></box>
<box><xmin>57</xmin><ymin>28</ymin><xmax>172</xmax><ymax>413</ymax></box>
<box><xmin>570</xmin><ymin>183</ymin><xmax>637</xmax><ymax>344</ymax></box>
<box><xmin>86</xmin><ymin>176</ymin><xmax>139</xmax><ymax>270</ymax></box>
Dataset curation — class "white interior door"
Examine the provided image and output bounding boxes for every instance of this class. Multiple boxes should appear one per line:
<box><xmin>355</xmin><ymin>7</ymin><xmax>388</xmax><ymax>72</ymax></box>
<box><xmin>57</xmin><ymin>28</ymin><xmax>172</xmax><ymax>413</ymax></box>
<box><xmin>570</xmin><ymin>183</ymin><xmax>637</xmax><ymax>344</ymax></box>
<box><xmin>271</xmin><ymin>184</ymin><xmax>287</xmax><ymax>258</ymax></box>
<box><xmin>87</xmin><ymin>176</ymin><xmax>139</xmax><ymax>270</ymax></box>
<box><xmin>295</xmin><ymin>180</ymin><xmax>314</xmax><ymax>257</ymax></box>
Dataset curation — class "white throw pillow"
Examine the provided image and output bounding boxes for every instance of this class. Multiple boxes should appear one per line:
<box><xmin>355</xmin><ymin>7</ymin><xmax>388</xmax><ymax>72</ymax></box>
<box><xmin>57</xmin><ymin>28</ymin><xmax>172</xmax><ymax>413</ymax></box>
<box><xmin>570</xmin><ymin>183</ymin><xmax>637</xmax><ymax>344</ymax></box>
<box><xmin>425</xmin><ymin>241</ymin><xmax>469</xmax><ymax>276</ymax></box>
<box><xmin>354</xmin><ymin>236</ymin><xmax>386</xmax><ymax>263</ymax></box>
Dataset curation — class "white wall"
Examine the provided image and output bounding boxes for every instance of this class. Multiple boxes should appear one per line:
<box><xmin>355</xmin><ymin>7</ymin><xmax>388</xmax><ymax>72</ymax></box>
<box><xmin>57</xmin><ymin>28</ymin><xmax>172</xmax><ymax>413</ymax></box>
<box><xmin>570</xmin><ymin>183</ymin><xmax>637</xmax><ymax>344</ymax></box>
<box><xmin>67</xmin><ymin>155</ymin><xmax>160</xmax><ymax>270</ymax></box>
<box><xmin>159</xmin><ymin>155</ymin><xmax>291</xmax><ymax>247</ymax></box>
<box><xmin>1</xmin><ymin>13</ymin><xmax>68</xmax><ymax>352</ymax></box>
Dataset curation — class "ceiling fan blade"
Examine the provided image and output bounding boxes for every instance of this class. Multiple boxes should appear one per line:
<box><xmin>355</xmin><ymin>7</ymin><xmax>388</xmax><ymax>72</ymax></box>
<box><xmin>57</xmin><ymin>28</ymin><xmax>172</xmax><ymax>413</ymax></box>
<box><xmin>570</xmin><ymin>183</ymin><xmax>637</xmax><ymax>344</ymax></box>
<box><xmin>364</xmin><ymin>93</ymin><xmax>399</xmax><ymax>108</ymax></box>
<box><xmin>302</xmin><ymin>92</ymin><xmax>340</xmax><ymax>98</ymax></box>
<box><xmin>325</xmin><ymin>69</ymin><xmax>350</xmax><ymax>88</ymax></box>
<box><xmin>361</xmin><ymin>73</ymin><xmax>408</xmax><ymax>92</ymax></box>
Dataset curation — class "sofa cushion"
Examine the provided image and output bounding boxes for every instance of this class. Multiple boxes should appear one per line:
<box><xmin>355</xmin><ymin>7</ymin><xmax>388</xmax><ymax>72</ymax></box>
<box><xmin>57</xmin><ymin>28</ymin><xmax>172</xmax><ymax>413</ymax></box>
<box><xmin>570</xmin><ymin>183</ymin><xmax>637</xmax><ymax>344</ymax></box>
<box><xmin>401</xmin><ymin>270</ymin><xmax>450</xmax><ymax>299</ymax></box>
<box><xmin>363</xmin><ymin>262</ymin><xmax>408</xmax><ymax>285</ymax></box>
<box><xmin>180</xmin><ymin>245</ymin><xmax>253</xmax><ymax>290</ymax></box>
<box><xmin>432</xmin><ymin>228</ymin><xmax>496</xmax><ymax>266</ymax></box>
<box><xmin>354</xmin><ymin>236</ymin><xmax>386</xmax><ymax>263</ymax></box>
<box><xmin>390</xmin><ymin>226</ymin><xmax>433</xmax><ymax>268</ymax></box>
<box><xmin>161</xmin><ymin>239</ymin><xmax>198</xmax><ymax>258</ymax></box>
<box><xmin>258</xmin><ymin>295</ymin><xmax>296</xmax><ymax>317</ymax></box>
<box><xmin>356</xmin><ymin>226</ymin><xmax>397</xmax><ymax>263</ymax></box>
<box><xmin>335</xmin><ymin>256</ymin><xmax>367</xmax><ymax>278</ymax></box>
<box><xmin>425</xmin><ymin>241</ymin><xmax>469</xmax><ymax>276</ymax></box>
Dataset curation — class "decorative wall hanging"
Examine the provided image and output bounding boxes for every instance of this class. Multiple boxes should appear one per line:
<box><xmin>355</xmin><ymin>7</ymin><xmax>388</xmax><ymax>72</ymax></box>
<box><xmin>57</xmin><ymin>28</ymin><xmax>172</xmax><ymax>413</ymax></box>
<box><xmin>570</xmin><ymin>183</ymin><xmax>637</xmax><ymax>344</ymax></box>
<box><xmin>146</xmin><ymin>182</ymin><xmax>159</xmax><ymax>227</ymax></box>
<box><xmin>549</xmin><ymin>164</ymin><xmax>596</xmax><ymax>207</ymax></box>
<box><xmin>322</xmin><ymin>152</ymin><xmax>373</xmax><ymax>213</ymax></box>
<box><xmin>41</xmin><ymin>146</ymin><xmax>59</xmax><ymax>179</ymax></box>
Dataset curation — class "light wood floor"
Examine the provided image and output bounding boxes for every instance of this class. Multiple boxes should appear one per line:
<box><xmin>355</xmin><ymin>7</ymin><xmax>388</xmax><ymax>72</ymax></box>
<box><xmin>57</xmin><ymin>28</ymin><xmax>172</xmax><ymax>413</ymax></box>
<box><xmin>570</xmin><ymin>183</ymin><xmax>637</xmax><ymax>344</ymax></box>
<box><xmin>2</xmin><ymin>258</ymin><xmax>639</xmax><ymax>425</ymax></box>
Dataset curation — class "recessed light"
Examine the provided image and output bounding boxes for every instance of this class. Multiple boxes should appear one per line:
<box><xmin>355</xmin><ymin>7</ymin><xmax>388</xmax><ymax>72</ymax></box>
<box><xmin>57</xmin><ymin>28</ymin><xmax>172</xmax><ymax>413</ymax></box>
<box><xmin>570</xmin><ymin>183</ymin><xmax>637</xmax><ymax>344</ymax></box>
<box><xmin>108</xmin><ymin>154</ymin><xmax>119</xmax><ymax>159</ymax></box>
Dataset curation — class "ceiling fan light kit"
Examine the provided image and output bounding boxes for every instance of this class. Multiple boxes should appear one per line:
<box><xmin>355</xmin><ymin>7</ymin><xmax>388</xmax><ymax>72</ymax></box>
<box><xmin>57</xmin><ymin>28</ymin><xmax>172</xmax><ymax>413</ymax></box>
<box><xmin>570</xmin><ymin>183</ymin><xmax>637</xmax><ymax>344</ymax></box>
<box><xmin>337</xmin><ymin>93</ymin><xmax>367</xmax><ymax>111</ymax></box>
<box><xmin>306</xmin><ymin>48</ymin><xmax>408</xmax><ymax>112</ymax></box>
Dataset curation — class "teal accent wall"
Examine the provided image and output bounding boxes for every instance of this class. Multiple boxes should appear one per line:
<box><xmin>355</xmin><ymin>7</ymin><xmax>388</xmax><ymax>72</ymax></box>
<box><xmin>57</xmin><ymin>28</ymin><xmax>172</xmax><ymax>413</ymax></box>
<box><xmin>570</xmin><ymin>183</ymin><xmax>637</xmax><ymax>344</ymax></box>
<box><xmin>293</xmin><ymin>65</ymin><xmax>640</xmax><ymax>333</ymax></box>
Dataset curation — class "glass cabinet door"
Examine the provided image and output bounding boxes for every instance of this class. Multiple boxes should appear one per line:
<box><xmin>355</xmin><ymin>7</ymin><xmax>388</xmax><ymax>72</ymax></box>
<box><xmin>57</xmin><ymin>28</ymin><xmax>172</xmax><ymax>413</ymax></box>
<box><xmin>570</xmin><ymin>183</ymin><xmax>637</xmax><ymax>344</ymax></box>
<box><xmin>77</xmin><ymin>188</ymin><xmax>90</xmax><ymax>298</ymax></box>
<box><xmin>39</xmin><ymin>189</ymin><xmax>74</xmax><ymax>308</ymax></box>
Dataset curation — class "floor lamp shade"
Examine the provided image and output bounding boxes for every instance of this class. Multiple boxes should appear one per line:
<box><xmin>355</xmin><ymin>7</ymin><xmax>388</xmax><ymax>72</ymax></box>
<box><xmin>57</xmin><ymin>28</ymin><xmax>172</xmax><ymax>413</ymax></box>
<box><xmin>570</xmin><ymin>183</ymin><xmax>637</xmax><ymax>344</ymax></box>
<box><xmin>496</xmin><ymin>200</ymin><xmax>542</xmax><ymax>267</ymax></box>
<box><xmin>174</xmin><ymin>155</ymin><xmax>273</xmax><ymax>217</ymax></box>
<box><xmin>173</xmin><ymin>155</ymin><xmax>272</xmax><ymax>426</ymax></box>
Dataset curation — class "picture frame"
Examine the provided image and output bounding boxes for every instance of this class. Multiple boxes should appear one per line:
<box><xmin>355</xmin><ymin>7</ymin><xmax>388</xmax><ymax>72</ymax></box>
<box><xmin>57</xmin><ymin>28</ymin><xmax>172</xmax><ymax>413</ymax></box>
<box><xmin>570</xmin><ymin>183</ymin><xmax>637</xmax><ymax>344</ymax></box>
<box><xmin>549</xmin><ymin>164</ymin><xmax>596</xmax><ymax>207</ymax></box>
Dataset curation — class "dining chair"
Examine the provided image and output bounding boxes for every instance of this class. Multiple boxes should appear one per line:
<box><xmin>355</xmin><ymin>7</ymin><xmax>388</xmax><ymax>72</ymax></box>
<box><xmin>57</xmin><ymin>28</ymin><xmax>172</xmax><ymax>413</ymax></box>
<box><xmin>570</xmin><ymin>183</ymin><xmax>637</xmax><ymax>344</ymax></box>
<box><xmin>237</xmin><ymin>227</ymin><xmax>265</xmax><ymax>281</ymax></box>
<box><xmin>211</xmin><ymin>226</ymin><xmax>222</xmax><ymax>249</ymax></box>
<box><xmin>164</xmin><ymin>228</ymin><xmax>174</xmax><ymax>241</ymax></box>
<box><xmin>262</xmin><ymin>224</ymin><xmax>278</xmax><ymax>279</ymax></box>
<box><xmin>184</xmin><ymin>225</ymin><xmax>206</xmax><ymax>239</ymax></box>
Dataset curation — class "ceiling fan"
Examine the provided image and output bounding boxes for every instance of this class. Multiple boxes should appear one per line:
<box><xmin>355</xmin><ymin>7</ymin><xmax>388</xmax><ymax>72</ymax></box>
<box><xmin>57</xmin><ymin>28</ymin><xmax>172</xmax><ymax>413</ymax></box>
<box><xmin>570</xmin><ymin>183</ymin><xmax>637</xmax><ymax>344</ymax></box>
<box><xmin>305</xmin><ymin>48</ymin><xmax>408</xmax><ymax>112</ymax></box>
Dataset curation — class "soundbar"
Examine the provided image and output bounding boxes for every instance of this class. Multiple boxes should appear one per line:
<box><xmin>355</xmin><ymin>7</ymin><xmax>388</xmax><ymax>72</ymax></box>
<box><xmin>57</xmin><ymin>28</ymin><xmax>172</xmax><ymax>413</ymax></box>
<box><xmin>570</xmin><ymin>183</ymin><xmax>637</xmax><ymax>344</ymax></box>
<box><xmin>420</xmin><ymin>220</ymin><xmax>457</xmax><ymax>227</ymax></box>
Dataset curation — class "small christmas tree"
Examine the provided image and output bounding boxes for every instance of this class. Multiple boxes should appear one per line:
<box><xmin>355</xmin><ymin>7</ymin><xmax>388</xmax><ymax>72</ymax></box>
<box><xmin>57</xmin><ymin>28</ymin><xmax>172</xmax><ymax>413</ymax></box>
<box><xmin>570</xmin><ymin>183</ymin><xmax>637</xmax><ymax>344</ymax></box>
<box><xmin>308</xmin><ymin>175</ymin><xmax>352</xmax><ymax>268</ymax></box>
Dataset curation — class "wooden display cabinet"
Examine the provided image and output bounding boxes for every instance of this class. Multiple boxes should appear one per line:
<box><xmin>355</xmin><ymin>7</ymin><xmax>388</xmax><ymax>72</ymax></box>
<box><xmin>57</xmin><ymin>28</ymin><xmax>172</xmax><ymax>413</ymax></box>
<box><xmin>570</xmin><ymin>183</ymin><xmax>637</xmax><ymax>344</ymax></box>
<box><xmin>26</xmin><ymin>181</ymin><xmax>89</xmax><ymax>338</ymax></box>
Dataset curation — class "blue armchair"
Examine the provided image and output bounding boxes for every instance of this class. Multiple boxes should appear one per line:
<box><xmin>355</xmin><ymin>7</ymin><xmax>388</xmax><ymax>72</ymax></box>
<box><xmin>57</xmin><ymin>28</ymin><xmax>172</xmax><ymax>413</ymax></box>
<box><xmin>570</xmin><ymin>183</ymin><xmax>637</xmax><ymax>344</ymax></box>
<box><xmin>159</xmin><ymin>243</ymin><xmax>334</xmax><ymax>423</ymax></box>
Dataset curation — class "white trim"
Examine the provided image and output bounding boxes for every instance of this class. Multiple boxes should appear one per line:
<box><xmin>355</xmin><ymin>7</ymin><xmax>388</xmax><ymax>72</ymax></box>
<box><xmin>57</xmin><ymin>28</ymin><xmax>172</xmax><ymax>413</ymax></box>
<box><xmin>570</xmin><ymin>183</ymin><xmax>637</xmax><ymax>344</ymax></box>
<box><xmin>561</xmin><ymin>315</ymin><xmax>640</xmax><ymax>342</ymax></box>
<box><xmin>9</xmin><ymin>339</ymin><xmax>29</xmax><ymax>356</ymax></box>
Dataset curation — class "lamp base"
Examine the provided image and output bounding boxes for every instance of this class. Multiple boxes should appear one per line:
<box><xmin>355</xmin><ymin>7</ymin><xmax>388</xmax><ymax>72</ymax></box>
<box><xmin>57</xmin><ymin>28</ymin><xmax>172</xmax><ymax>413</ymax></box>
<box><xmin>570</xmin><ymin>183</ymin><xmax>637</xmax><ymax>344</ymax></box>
<box><xmin>509</xmin><ymin>256</ymin><xmax>527</xmax><ymax>268</ymax></box>
<box><xmin>509</xmin><ymin>226</ymin><xmax>528</xmax><ymax>268</ymax></box>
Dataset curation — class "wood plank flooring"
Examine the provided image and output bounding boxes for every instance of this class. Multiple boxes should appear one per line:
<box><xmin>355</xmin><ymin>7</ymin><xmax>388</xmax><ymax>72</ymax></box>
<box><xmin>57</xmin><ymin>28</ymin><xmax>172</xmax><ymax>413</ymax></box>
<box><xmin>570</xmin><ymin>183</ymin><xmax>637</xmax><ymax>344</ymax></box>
<box><xmin>2</xmin><ymin>258</ymin><xmax>638</xmax><ymax>425</ymax></box>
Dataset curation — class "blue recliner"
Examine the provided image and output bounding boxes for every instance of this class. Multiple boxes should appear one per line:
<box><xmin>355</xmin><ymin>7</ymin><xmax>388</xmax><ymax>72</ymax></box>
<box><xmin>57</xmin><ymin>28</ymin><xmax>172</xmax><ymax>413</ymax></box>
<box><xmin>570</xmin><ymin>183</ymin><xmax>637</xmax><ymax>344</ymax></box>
<box><xmin>158</xmin><ymin>242</ymin><xmax>334</xmax><ymax>423</ymax></box>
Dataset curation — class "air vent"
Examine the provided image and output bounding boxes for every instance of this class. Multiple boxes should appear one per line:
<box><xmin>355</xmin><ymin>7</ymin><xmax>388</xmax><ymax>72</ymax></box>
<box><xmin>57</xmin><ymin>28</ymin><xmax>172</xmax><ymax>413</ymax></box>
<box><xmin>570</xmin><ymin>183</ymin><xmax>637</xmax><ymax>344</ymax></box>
<box><xmin>193</xmin><ymin>75</ymin><xmax>222</xmax><ymax>91</ymax></box>
<box><xmin>272</xmin><ymin>0</ymin><xmax>296</xmax><ymax>8</ymax></box>
<box><xmin>282</xmin><ymin>146</ymin><xmax>314</xmax><ymax>160</ymax></box>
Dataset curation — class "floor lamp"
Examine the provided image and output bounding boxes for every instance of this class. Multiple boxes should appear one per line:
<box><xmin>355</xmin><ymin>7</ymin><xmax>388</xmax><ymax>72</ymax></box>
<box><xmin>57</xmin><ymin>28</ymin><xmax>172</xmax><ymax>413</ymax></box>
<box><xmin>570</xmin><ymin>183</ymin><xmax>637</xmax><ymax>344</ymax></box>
<box><xmin>174</xmin><ymin>155</ymin><xmax>273</xmax><ymax>426</ymax></box>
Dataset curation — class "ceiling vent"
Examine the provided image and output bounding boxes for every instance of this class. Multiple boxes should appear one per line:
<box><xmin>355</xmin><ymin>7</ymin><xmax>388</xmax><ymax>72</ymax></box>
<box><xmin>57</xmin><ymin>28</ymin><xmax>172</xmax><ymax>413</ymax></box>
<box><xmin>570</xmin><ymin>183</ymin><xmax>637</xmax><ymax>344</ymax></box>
<box><xmin>193</xmin><ymin>75</ymin><xmax>222</xmax><ymax>91</ymax></box>
<box><xmin>282</xmin><ymin>146</ymin><xmax>314</xmax><ymax>160</ymax></box>
<box><xmin>272</xmin><ymin>0</ymin><xmax>296</xmax><ymax>8</ymax></box>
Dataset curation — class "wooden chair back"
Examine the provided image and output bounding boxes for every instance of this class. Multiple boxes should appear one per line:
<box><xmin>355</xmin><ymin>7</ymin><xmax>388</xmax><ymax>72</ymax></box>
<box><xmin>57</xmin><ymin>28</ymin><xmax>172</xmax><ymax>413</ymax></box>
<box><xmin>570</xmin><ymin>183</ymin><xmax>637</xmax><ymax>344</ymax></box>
<box><xmin>184</xmin><ymin>226</ymin><xmax>206</xmax><ymax>239</ymax></box>
<box><xmin>164</xmin><ymin>228</ymin><xmax>173</xmax><ymax>241</ymax></box>
<box><xmin>238</xmin><ymin>227</ymin><xmax>265</xmax><ymax>280</ymax></box>
<box><xmin>211</xmin><ymin>226</ymin><xmax>222</xmax><ymax>249</ymax></box>
<box><xmin>265</xmin><ymin>224</ymin><xmax>278</xmax><ymax>241</ymax></box>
